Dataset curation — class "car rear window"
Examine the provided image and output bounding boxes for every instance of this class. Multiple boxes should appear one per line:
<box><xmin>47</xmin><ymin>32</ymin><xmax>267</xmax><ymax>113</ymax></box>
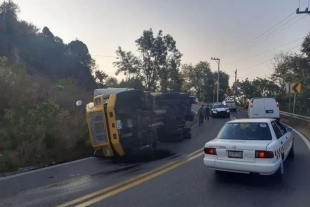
<box><xmin>217</xmin><ymin>122</ymin><xmax>272</xmax><ymax>140</ymax></box>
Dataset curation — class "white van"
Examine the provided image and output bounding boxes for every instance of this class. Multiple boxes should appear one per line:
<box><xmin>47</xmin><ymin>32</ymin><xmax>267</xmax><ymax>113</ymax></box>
<box><xmin>248</xmin><ymin>97</ymin><xmax>280</xmax><ymax>120</ymax></box>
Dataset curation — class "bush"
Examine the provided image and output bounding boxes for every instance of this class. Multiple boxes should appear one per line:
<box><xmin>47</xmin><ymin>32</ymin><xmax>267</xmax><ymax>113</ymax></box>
<box><xmin>0</xmin><ymin>59</ymin><xmax>93</xmax><ymax>174</ymax></box>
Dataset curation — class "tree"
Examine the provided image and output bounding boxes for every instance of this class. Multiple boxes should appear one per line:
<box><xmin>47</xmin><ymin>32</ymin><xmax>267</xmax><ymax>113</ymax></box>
<box><xmin>94</xmin><ymin>70</ymin><xmax>108</xmax><ymax>86</ymax></box>
<box><xmin>181</xmin><ymin>61</ymin><xmax>229</xmax><ymax>102</ymax></box>
<box><xmin>181</xmin><ymin>62</ymin><xmax>211</xmax><ymax>99</ymax></box>
<box><xmin>113</xmin><ymin>29</ymin><xmax>182</xmax><ymax>92</ymax></box>
<box><xmin>42</xmin><ymin>26</ymin><xmax>54</xmax><ymax>38</ymax></box>
<box><xmin>270</xmin><ymin>31</ymin><xmax>310</xmax><ymax>114</ymax></box>
<box><xmin>118</xmin><ymin>77</ymin><xmax>145</xmax><ymax>90</ymax></box>
<box><xmin>105</xmin><ymin>77</ymin><xmax>118</xmax><ymax>87</ymax></box>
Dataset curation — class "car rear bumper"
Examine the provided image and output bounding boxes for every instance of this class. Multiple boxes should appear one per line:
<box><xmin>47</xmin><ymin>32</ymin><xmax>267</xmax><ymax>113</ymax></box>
<box><xmin>212</xmin><ymin>112</ymin><xmax>230</xmax><ymax>117</ymax></box>
<box><xmin>203</xmin><ymin>157</ymin><xmax>281</xmax><ymax>175</ymax></box>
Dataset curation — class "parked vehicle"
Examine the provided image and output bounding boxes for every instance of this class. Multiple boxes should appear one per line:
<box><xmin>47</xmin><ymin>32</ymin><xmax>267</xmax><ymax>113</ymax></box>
<box><xmin>248</xmin><ymin>97</ymin><xmax>280</xmax><ymax>121</ymax></box>
<box><xmin>210</xmin><ymin>103</ymin><xmax>230</xmax><ymax>118</ymax></box>
<box><xmin>223</xmin><ymin>99</ymin><xmax>237</xmax><ymax>112</ymax></box>
<box><xmin>189</xmin><ymin>96</ymin><xmax>199</xmax><ymax>104</ymax></box>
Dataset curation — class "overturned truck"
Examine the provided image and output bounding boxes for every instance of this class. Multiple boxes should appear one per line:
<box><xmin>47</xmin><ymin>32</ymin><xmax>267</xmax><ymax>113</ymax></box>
<box><xmin>84</xmin><ymin>88</ymin><xmax>195</xmax><ymax>158</ymax></box>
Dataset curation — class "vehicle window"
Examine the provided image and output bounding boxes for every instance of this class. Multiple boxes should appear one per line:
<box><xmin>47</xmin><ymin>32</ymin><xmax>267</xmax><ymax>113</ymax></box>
<box><xmin>216</xmin><ymin>122</ymin><xmax>272</xmax><ymax>140</ymax></box>
<box><xmin>271</xmin><ymin>121</ymin><xmax>283</xmax><ymax>139</ymax></box>
<box><xmin>276</xmin><ymin>122</ymin><xmax>287</xmax><ymax>134</ymax></box>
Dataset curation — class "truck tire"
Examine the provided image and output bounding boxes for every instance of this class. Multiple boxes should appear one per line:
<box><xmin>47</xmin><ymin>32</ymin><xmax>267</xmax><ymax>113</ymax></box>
<box><xmin>175</xmin><ymin>134</ymin><xmax>184</xmax><ymax>142</ymax></box>
<box><xmin>168</xmin><ymin>127</ymin><xmax>183</xmax><ymax>136</ymax></box>
<box><xmin>184</xmin><ymin>133</ymin><xmax>192</xmax><ymax>139</ymax></box>
<box><xmin>185</xmin><ymin>114</ymin><xmax>194</xmax><ymax>121</ymax></box>
<box><xmin>179</xmin><ymin>93</ymin><xmax>190</xmax><ymax>99</ymax></box>
<box><xmin>183</xmin><ymin>126</ymin><xmax>191</xmax><ymax>134</ymax></box>
<box><xmin>157</xmin><ymin>99</ymin><xmax>180</xmax><ymax>106</ymax></box>
<box><xmin>158</xmin><ymin>92</ymin><xmax>180</xmax><ymax>100</ymax></box>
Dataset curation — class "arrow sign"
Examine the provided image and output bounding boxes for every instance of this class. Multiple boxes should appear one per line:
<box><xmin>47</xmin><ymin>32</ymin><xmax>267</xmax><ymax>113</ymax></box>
<box><xmin>290</xmin><ymin>83</ymin><xmax>301</xmax><ymax>94</ymax></box>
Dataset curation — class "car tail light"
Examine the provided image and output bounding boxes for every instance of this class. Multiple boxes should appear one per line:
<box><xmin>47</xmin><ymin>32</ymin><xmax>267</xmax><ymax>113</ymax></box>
<box><xmin>255</xmin><ymin>151</ymin><xmax>274</xmax><ymax>158</ymax></box>
<box><xmin>276</xmin><ymin>102</ymin><xmax>279</xmax><ymax>107</ymax></box>
<box><xmin>250</xmin><ymin>103</ymin><xmax>253</xmax><ymax>108</ymax></box>
<box><xmin>204</xmin><ymin>147</ymin><xmax>217</xmax><ymax>155</ymax></box>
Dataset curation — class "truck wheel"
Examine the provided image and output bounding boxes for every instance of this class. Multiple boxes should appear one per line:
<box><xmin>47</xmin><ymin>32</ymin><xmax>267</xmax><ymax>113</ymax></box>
<box><xmin>158</xmin><ymin>92</ymin><xmax>180</xmax><ymax>100</ymax></box>
<box><xmin>157</xmin><ymin>99</ymin><xmax>180</xmax><ymax>106</ymax></box>
<box><xmin>175</xmin><ymin>134</ymin><xmax>184</xmax><ymax>142</ymax></box>
<box><xmin>183</xmin><ymin>126</ymin><xmax>191</xmax><ymax>134</ymax></box>
<box><xmin>184</xmin><ymin>133</ymin><xmax>192</xmax><ymax>139</ymax></box>
<box><xmin>179</xmin><ymin>93</ymin><xmax>190</xmax><ymax>99</ymax></box>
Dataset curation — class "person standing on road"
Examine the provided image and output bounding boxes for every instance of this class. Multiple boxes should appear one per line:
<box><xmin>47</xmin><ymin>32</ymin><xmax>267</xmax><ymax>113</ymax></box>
<box><xmin>198</xmin><ymin>105</ymin><xmax>205</xmax><ymax>126</ymax></box>
<box><xmin>205</xmin><ymin>105</ymin><xmax>210</xmax><ymax>121</ymax></box>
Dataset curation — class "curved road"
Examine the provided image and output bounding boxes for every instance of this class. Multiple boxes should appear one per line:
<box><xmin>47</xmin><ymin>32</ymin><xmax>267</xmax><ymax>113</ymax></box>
<box><xmin>1</xmin><ymin>105</ymin><xmax>310</xmax><ymax>207</ymax></box>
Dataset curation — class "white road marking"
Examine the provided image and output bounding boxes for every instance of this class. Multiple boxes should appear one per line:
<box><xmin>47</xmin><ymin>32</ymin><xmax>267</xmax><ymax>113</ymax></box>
<box><xmin>0</xmin><ymin>157</ymin><xmax>96</xmax><ymax>180</ymax></box>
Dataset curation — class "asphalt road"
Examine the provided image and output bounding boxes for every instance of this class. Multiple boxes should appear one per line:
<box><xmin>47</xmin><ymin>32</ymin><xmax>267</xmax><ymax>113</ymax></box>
<box><xmin>1</xmin><ymin>105</ymin><xmax>310</xmax><ymax>207</ymax></box>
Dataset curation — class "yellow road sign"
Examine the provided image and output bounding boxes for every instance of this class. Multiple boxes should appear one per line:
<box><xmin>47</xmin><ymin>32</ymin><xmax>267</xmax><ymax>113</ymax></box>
<box><xmin>290</xmin><ymin>83</ymin><xmax>301</xmax><ymax>94</ymax></box>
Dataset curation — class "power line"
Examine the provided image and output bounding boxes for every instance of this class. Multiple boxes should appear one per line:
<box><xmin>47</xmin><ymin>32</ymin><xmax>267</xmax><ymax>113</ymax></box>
<box><xmin>224</xmin><ymin>11</ymin><xmax>295</xmax><ymax>56</ymax></box>
<box><xmin>233</xmin><ymin>15</ymin><xmax>303</xmax><ymax>54</ymax></box>
<box><xmin>240</xmin><ymin>44</ymin><xmax>301</xmax><ymax>71</ymax></box>
<box><xmin>233</xmin><ymin>36</ymin><xmax>305</xmax><ymax>64</ymax></box>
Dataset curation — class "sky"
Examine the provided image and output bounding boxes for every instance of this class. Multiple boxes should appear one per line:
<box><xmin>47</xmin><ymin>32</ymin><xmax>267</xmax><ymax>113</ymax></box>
<box><xmin>13</xmin><ymin>0</ymin><xmax>310</xmax><ymax>85</ymax></box>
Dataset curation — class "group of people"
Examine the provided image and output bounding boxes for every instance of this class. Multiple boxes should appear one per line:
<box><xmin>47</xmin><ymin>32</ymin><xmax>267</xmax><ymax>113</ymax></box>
<box><xmin>197</xmin><ymin>104</ymin><xmax>210</xmax><ymax>126</ymax></box>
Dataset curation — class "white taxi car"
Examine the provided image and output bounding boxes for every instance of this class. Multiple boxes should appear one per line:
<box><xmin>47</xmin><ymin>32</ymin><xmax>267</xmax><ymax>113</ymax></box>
<box><xmin>203</xmin><ymin>118</ymin><xmax>294</xmax><ymax>178</ymax></box>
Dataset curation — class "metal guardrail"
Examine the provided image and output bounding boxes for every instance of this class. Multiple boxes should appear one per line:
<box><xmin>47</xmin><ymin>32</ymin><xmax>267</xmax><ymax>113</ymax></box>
<box><xmin>234</xmin><ymin>106</ymin><xmax>310</xmax><ymax>122</ymax></box>
<box><xmin>280</xmin><ymin>111</ymin><xmax>310</xmax><ymax>122</ymax></box>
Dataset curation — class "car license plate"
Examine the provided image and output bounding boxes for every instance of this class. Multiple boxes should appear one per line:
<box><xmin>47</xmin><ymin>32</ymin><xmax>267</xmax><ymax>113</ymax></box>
<box><xmin>228</xmin><ymin>151</ymin><xmax>243</xmax><ymax>158</ymax></box>
<box><xmin>266</xmin><ymin>110</ymin><xmax>273</xmax><ymax>113</ymax></box>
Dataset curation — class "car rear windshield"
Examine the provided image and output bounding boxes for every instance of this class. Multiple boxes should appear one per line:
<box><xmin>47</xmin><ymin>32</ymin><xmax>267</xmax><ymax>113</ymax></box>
<box><xmin>217</xmin><ymin>122</ymin><xmax>272</xmax><ymax>140</ymax></box>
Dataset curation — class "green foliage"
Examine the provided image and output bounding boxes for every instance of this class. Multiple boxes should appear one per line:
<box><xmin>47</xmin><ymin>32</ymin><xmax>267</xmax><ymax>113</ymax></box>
<box><xmin>0</xmin><ymin>64</ymin><xmax>92</xmax><ymax>173</ymax></box>
<box><xmin>113</xmin><ymin>28</ymin><xmax>183</xmax><ymax>92</ymax></box>
<box><xmin>105</xmin><ymin>77</ymin><xmax>118</xmax><ymax>87</ymax></box>
<box><xmin>181</xmin><ymin>61</ymin><xmax>229</xmax><ymax>102</ymax></box>
<box><xmin>270</xmin><ymin>31</ymin><xmax>310</xmax><ymax>115</ymax></box>
<box><xmin>235</xmin><ymin>77</ymin><xmax>282</xmax><ymax>107</ymax></box>
<box><xmin>0</xmin><ymin>0</ymin><xmax>100</xmax><ymax>89</ymax></box>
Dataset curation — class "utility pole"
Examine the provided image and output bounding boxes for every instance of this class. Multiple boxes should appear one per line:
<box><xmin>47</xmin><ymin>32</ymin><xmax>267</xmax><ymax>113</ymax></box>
<box><xmin>211</xmin><ymin>57</ymin><xmax>220</xmax><ymax>102</ymax></box>
<box><xmin>234</xmin><ymin>69</ymin><xmax>237</xmax><ymax>101</ymax></box>
<box><xmin>296</xmin><ymin>7</ymin><xmax>310</xmax><ymax>14</ymax></box>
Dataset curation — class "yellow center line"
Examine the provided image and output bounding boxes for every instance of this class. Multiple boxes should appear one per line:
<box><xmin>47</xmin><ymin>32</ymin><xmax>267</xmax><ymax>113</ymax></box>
<box><xmin>56</xmin><ymin>148</ymin><xmax>203</xmax><ymax>207</ymax></box>
<box><xmin>75</xmin><ymin>152</ymin><xmax>203</xmax><ymax>207</ymax></box>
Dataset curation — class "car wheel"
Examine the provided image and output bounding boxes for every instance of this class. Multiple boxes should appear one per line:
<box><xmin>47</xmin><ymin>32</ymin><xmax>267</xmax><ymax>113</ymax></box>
<box><xmin>274</xmin><ymin>158</ymin><xmax>284</xmax><ymax>180</ymax></box>
<box><xmin>288</xmin><ymin>144</ymin><xmax>295</xmax><ymax>160</ymax></box>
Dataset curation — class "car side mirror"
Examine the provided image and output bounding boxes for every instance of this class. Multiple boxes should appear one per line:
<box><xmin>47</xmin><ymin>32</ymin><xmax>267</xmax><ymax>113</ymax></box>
<box><xmin>286</xmin><ymin>127</ymin><xmax>292</xmax><ymax>132</ymax></box>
